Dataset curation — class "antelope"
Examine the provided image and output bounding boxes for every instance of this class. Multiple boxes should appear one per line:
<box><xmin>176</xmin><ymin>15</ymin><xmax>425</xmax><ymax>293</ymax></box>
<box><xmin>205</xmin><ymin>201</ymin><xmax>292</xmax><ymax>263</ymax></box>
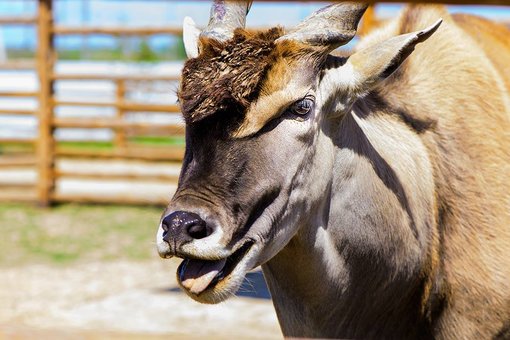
<box><xmin>156</xmin><ymin>1</ymin><xmax>510</xmax><ymax>338</ymax></box>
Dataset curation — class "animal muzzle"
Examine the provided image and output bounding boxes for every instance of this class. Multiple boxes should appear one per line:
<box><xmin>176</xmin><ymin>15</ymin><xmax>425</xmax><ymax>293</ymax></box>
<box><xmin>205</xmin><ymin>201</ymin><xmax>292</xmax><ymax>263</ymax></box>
<box><xmin>157</xmin><ymin>211</ymin><xmax>214</xmax><ymax>257</ymax></box>
<box><xmin>156</xmin><ymin>209</ymin><xmax>257</xmax><ymax>297</ymax></box>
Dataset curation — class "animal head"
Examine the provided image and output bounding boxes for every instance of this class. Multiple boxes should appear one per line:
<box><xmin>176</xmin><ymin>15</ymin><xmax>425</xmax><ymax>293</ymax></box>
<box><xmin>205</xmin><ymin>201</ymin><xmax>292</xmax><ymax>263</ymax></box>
<box><xmin>156</xmin><ymin>0</ymin><xmax>441</xmax><ymax>304</ymax></box>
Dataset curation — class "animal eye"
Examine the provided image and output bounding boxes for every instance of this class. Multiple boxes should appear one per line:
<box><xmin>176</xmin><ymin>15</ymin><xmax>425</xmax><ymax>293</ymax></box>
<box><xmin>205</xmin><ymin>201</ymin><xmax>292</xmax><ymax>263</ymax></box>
<box><xmin>289</xmin><ymin>97</ymin><xmax>314</xmax><ymax>116</ymax></box>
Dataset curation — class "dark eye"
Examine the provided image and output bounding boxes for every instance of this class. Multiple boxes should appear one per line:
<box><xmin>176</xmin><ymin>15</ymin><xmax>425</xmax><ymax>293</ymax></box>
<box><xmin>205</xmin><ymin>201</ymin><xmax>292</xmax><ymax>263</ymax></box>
<box><xmin>289</xmin><ymin>97</ymin><xmax>314</xmax><ymax>116</ymax></box>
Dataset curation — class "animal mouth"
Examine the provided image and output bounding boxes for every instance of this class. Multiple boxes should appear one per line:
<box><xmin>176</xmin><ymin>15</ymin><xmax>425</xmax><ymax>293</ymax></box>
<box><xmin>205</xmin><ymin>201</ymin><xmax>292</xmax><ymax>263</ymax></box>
<box><xmin>177</xmin><ymin>240</ymin><xmax>254</xmax><ymax>295</ymax></box>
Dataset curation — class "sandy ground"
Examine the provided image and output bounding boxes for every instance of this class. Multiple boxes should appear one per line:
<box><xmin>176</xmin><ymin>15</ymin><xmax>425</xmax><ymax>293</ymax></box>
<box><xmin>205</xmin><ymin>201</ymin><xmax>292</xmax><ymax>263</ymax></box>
<box><xmin>0</xmin><ymin>258</ymin><xmax>281</xmax><ymax>339</ymax></box>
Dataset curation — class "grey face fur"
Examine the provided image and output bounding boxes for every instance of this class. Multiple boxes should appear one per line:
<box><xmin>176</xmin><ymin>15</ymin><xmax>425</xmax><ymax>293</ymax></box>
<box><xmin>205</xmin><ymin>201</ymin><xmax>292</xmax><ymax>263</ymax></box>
<box><xmin>156</xmin><ymin>1</ymin><xmax>382</xmax><ymax>304</ymax></box>
<box><xmin>157</xmin><ymin>0</ymin><xmax>441</xmax><ymax>301</ymax></box>
<box><xmin>157</xmin><ymin>71</ymin><xmax>329</xmax><ymax>303</ymax></box>
<box><xmin>156</xmin><ymin>0</ymin><xmax>440</xmax><ymax>300</ymax></box>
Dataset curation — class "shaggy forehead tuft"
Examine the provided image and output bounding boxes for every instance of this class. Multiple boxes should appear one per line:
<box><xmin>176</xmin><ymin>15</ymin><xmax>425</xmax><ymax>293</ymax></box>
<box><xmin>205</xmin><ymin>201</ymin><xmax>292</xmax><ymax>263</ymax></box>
<box><xmin>179</xmin><ymin>27</ymin><xmax>284</xmax><ymax>124</ymax></box>
<box><xmin>178</xmin><ymin>27</ymin><xmax>323</xmax><ymax>125</ymax></box>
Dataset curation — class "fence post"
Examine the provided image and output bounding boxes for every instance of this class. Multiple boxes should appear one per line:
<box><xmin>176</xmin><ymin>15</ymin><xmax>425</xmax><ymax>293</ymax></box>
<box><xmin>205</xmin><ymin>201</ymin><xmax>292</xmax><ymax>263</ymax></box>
<box><xmin>115</xmin><ymin>79</ymin><xmax>127</xmax><ymax>149</ymax></box>
<box><xmin>36</xmin><ymin>0</ymin><xmax>55</xmax><ymax>206</ymax></box>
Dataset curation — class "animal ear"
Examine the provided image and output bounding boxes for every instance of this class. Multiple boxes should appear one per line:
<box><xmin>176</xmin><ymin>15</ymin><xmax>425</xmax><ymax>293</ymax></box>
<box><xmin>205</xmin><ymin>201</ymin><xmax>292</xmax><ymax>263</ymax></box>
<box><xmin>343</xmin><ymin>19</ymin><xmax>442</xmax><ymax>94</ymax></box>
<box><xmin>276</xmin><ymin>2</ymin><xmax>368</xmax><ymax>53</ymax></box>
<box><xmin>183</xmin><ymin>16</ymin><xmax>201</xmax><ymax>59</ymax></box>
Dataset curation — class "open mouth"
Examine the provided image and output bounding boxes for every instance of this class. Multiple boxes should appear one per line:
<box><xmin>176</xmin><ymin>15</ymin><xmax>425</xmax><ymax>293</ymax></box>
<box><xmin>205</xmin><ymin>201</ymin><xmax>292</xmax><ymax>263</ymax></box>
<box><xmin>177</xmin><ymin>240</ymin><xmax>254</xmax><ymax>295</ymax></box>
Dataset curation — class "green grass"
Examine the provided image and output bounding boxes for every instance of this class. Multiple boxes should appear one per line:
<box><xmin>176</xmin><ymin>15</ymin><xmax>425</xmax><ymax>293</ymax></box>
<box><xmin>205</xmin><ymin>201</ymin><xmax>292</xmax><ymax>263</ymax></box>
<box><xmin>129</xmin><ymin>136</ymin><xmax>185</xmax><ymax>146</ymax></box>
<box><xmin>0</xmin><ymin>203</ymin><xmax>164</xmax><ymax>266</ymax></box>
<box><xmin>0</xmin><ymin>136</ymin><xmax>185</xmax><ymax>155</ymax></box>
<box><xmin>58</xmin><ymin>141</ymin><xmax>115</xmax><ymax>150</ymax></box>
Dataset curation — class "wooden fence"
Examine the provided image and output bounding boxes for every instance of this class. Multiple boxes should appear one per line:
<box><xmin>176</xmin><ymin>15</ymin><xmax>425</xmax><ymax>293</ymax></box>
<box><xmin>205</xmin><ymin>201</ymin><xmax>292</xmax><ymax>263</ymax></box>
<box><xmin>0</xmin><ymin>0</ymin><xmax>508</xmax><ymax>206</ymax></box>
<box><xmin>0</xmin><ymin>0</ymin><xmax>188</xmax><ymax>205</ymax></box>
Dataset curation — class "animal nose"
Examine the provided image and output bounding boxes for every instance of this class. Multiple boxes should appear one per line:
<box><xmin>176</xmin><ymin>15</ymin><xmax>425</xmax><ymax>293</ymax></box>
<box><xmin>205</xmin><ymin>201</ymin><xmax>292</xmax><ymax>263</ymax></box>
<box><xmin>161</xmin><ymin>211</ymin><xmax>213</xmax><ymax>245</ymax></box>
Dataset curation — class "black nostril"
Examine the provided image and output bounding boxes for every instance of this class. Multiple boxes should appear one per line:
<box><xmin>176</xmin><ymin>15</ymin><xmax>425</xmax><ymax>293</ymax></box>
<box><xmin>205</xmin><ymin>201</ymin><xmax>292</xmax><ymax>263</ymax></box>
<box><xmin>161</xmin><ymin>218</ymin><xmax>170</xmax><ymax>238</ymax></box>
<box><xmin>187</xmin><ymin>221</ymin><xmax>211</xmax><ymax>239</ymax></box>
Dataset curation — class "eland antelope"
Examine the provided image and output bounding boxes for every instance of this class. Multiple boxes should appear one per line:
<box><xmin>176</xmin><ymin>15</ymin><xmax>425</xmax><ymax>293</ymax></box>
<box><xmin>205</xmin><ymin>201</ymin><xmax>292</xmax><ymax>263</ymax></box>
<box><xmin>156</xmin><ymin>1</ymin><xmax>510</xmax><ymax>338</ymax></box>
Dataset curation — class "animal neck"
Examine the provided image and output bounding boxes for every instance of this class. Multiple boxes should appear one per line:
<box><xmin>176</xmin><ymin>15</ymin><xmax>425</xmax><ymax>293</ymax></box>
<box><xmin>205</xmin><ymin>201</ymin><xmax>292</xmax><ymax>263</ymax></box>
<box><xmin>262</xmin><ymin>211</ymin><xmax>434</xmax><ymax>339</ymax></box>
<box><xmin>262</xmin><ymin>105</ymin><xmax>441</xmax><ymax>338</ymax></box>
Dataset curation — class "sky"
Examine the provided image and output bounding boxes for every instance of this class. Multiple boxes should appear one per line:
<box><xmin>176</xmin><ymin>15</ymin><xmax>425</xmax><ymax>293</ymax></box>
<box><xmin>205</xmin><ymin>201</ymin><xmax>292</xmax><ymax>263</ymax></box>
<box><xmin>0</xmin><ymin>0</ymin><xmax>509</xmax><ymax>51</ymax></box>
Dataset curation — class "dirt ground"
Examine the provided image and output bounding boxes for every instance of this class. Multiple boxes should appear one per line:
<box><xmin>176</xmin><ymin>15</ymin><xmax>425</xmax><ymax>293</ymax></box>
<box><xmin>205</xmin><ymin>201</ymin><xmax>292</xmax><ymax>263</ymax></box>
<box><xmin>0</xmin><ymin>257</ymin><xmax>281</xmax><ymax>339</ymax></box>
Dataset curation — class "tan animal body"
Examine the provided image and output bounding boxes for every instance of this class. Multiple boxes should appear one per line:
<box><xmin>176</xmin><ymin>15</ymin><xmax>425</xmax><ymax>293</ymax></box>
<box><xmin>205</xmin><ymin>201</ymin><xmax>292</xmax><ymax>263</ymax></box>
<box><xmin>157</xmin><ymin>2</ymin><xmax>510</xmax><ymax>338</ymax></box>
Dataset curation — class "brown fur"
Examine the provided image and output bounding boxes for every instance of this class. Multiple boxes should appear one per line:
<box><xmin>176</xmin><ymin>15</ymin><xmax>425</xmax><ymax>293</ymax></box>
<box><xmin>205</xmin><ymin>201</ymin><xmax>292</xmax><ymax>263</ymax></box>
<box><xmin>179</xmin><ymin>27</ymin><xmax>289</xmax><ymax>124</ymax></box>
<box><xmin>452</xmin><ymin>13</ymin><xmax>510</xmax><ymax>93</ymax></box>
<box><xmin>368</xmin><ymin>5</ymin><xmax>510</xmax><ymax>338</ymax></box>
<box><xmin>234</xmin><ymin>40</ymin><xmax>323</xmax><ymax>137</ymax></box>
<box><xmin>179</xmin><ymin>27</ymin><xmax>323</xmax><ymax>131</ymax></box>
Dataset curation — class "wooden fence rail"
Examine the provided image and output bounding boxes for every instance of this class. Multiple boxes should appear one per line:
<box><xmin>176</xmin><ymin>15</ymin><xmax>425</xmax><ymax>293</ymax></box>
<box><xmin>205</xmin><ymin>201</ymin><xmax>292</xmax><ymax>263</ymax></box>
<box><xmin>0</xmin><ymin>0</ymin><xmax>509</xmax><ymax>205</ymax></box>
<box><xmin>0</xmin><ymin>60</ymin><xmax>36</xmax><ymax>70</ymax></box>
<box><xmin>0</xmin><ymin>16</ymin><xmax>37</xmax><ymax>25</ymax></box>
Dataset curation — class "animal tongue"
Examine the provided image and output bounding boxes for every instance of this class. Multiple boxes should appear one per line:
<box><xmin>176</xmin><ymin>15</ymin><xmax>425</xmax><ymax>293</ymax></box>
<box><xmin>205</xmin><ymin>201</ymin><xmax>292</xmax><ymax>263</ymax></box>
<box><xmin>179</xmin><ymin>258</ymin><xmax>227</xmax><ymax>295</ymax></box>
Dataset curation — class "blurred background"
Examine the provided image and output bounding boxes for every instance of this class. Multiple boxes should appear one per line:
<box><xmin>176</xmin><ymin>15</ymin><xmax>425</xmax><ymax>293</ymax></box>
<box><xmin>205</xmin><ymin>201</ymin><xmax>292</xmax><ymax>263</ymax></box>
<box><xmin>0</xmin><ymin>1</ymin><xmax>509</xmax><ymax>338</ymax></box>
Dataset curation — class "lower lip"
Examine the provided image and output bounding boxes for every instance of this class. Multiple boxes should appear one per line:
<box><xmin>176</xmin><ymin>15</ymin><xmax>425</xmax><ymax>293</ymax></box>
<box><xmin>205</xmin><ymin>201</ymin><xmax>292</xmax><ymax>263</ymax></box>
<box><xmin>178</xmin><ymin>241</ymin><xmax>254</xmax><ymax>293</ymax></box>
